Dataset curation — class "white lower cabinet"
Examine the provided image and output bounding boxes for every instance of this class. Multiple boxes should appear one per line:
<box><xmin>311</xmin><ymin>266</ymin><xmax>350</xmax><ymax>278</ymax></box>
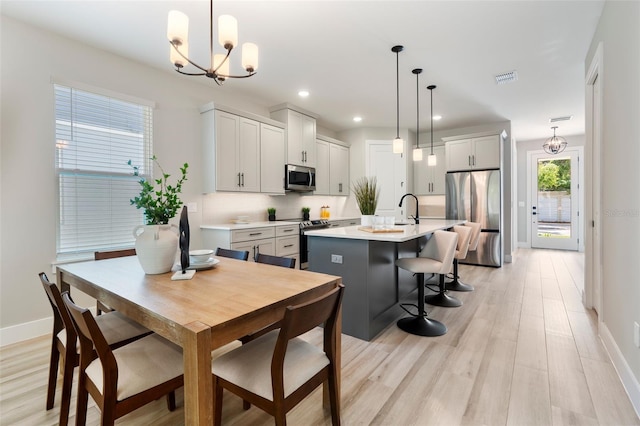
<box><xmin>202</xmin><ymin>224</ymin><xmax>299</xmax><ymax>267</ymax></box>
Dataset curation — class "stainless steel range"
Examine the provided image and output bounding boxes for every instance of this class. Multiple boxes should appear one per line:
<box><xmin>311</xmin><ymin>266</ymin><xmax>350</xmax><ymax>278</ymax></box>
<box><xmin>279</xmin><ymin>219</ymin><xmax>331</xmax><ymax>269</ymax></box>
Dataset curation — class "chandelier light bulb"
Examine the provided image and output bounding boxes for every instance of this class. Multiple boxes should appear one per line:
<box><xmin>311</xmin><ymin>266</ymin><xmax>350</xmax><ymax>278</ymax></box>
<box><xmin>167</xmin><ymin>10</ymin><xmax>189</xmax><ymax>44</ymax></box>
<box><xmin>427</xmin><ymin>154</ymin><xmax>437</xmax><ymax>166</ymax></box>
<box><xmin>413</xmin><ymin>148</ymin><xmax>423</xmax><ymax>161</ymax></box>
<box><xmin>218</xmin><ymin>15</ymin><xmax>238</xmax><ymax>49</ymax></box>
<box><xmin>241</xmin><ymin>42</ymin><xmax>259</xmax><ymax>72</ymax></box>
<box><xmin>393</xmin><ymin>137</ymin><xmax>404</xmax><ymax>154</ymax></box>
<box><xmin>170</xmin><ymin>41</ymin><xmax>188</xmax><ymax>68</ymax></box>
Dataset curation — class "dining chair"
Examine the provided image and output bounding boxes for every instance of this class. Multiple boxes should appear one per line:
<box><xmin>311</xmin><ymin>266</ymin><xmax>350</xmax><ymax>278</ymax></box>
<box><xmin>215</xmin><ymin>247</ymin><xmax>250</xmax><ymax>261</ymax></box>
<box><xmin>447</xmin><ymin>221</ymin><xmax>481</xmax><ymax>292</ymax></box>
<box><xmin>255</xmin><ymin>253</ymin><xmax>296</xmax><ymax>269</ymax></box>
<box><xmin>212</xmin><ymin>284</ymin><xmax>344</xmax><ymax>425</ymax></box>
<box><xmin>424</xmin><ymin>225</ymin><xmax>470</xmax><ymax>308</ymax></box>
<box><xmin>395</xmin><ymin>230</ymin><xmax>458</xmax><ymax>336</ymax></box>
<box><xmin>38</xmin><ymin>272</ymin><xmax>151</xmax><ymax>426</ymax></box>
<box><xmin>62</xmin><ymin>292</ymin><xmax>184</xmax><ymax>426</ymax></box>
<box><xmin>94</xmin><ymin>248</ymin><xmax>136</xmax><ymax>315</ymax></box>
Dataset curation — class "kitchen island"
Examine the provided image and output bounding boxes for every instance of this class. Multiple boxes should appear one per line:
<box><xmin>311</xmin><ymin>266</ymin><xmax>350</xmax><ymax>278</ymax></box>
<box><xmin>306</xmin><ymin>219</ymin><xmax>463</xmax><ymax>341</ymax></box>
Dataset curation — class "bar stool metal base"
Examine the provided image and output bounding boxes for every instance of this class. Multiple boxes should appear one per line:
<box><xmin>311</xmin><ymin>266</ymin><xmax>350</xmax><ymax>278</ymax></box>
<box><xmin>446</xmin><ymin>259</ymin><xmax>474</xmax><ymax>292</ymax></box>
<box><xmin>397</xmin><ymin>316</ymin><xmax>447</xmax><ymax>337</ymax></box>
<box><xmin>425</xmin><ymin>292</ymin><xmax>462</xmax><ymax>307</ymax></box>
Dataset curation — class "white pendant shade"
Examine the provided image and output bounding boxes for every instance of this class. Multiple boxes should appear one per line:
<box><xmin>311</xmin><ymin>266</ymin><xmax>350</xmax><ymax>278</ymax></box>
<box><xmin>242</xmin><ymin>42</ymin><xmax>259</xmax><ymax>71</ymax></box>
<box><xmin>218</xmin><ymin>15</ymin><xmax>238</xmax><ymax>48</ymax></box>
<box><xmin>213</xmin><ymin>54</ymin><xmax>230</xmax><ymax>77</ymax></box>
<box><xmin>413</xmin><ymin>148</ymin><xmax>423</xmax><ymax>161</ymax></box>
<box><xmin>170</xmin><ymin>42</ymin><xmax>188</xmax><ymax>67</ymax></box>
<box><xmin>167</xmin><ymin>10</ymin><xmax>189</xmax><ymax>44</ymax></box>
<box><xmin>427</xmin><ymin>154</ymin><xmax>437</xmax><ymax>166</ymax></box>
<box><xmin>393</xmin><ymin>137</ymin><xmax>404</xmax><ymax>154</ymax></box>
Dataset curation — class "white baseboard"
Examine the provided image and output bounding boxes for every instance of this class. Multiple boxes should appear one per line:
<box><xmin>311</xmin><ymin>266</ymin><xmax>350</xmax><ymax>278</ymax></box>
<box><xmin>600</xmin><ymin>322</ymin><xmax>640</xmax><ymax>419</ymax></box>
<box><xmin>0</xmin><ymin>316</ymin><xmax>52</xmax><ymax>347</ymax></box>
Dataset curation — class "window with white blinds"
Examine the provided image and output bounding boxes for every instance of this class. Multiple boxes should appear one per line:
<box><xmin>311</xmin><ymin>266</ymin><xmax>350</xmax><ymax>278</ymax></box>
<box><xmin>54</xmin><ymin>84</ymin><xmax>153</xmax><ymax>258</ymax></box>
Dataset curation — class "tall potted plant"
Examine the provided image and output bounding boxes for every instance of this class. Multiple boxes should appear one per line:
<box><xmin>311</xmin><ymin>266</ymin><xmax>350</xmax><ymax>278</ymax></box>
<box><xmin>129</xmin><ymin>156</ymin><xmax>189</xmax><ymax>274</ymax></box>
<box><xmin>352</xmin><ymin>176</ymin><xmax>379</xmax><ymax>227</ymax></box>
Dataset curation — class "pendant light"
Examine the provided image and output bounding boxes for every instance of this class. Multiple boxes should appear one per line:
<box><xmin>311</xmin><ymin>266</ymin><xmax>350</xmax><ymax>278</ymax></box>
<box><xmin>542</xmin><ymin>126</ymin><xmax>568</xmax><ymax>154</ymax></box>
<box><xmin>427</xmin><ymin>85</ymin><xmax>437</xmax><ymax>166</ymax></box>
<box><xmin>391</xmin><ymin>45</ymin><xmax>404</xmax><ymax>154</ymax></box>
<box><xmin>412</xmin><ymin>68</ymin><xmax>423</xmax><ymax>161</ymax></box>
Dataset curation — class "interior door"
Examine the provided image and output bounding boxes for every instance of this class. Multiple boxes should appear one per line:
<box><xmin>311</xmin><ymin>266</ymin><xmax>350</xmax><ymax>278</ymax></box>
<box><xmin>366</xmin><ymin>140</ymin><xmax>405</xmax><ymax>220</ymax></box>
<box><xmin>530</xmin><ymin>150</ymin><xmax>580</xmax><ymax>250</ymax></box>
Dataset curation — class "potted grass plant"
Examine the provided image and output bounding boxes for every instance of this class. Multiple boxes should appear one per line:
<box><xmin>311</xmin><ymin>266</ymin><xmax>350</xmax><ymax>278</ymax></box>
<box><xmin>352</xmin><ymin>176</ymin><xmax>379</xmax><ymax>227</ymax></box>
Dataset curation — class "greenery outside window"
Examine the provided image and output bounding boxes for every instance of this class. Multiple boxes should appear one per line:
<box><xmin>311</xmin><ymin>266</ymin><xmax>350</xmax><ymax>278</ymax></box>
<box><xmin>54</xmin><ymin>84</ymin><xmax>153</xmax><ymax>259</ymax></box>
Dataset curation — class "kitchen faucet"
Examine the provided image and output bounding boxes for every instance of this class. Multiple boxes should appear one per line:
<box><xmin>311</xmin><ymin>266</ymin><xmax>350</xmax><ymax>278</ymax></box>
<box><xmin>398</xmin><ymin>193</ymin><xmax>420</xmax><ymax>224</ymax></box>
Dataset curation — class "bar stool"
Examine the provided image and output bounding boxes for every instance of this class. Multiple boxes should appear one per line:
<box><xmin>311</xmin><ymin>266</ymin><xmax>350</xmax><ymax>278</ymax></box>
<box><xmin>424</xmin><ymin>225</ymin><xmax>471</xmax><ymax>308</ymax></box>
<box><xmin>447</xmin><ymin>221</ymin><xmax>481</xmax><ymax>292</ymax></box>
<box><xmin>395</xmin><ymin>230</ymin><xmax>458</xmax><ymax>336</ymax></box>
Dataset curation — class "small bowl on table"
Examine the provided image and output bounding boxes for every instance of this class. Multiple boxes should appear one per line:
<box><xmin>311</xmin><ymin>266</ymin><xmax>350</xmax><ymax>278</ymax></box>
<box><xmin>189</xmin><ymin>249</ymin><xmax>214</xmax><ymax>264</ymax></box>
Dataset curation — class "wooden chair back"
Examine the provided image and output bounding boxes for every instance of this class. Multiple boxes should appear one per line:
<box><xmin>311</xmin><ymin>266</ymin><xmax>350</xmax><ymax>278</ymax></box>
<box><xmin>215</xmin><ymin>247</ymin><xmax>250</xmax><ymax>261</ymax></box>
<box><xmin>94</xmin><ymin>248</ymin><xmax>136</xmax><ymax>260</ymax></box>
<box><xmin>39</xmin><ymin>272</ymin><xmax>77</xmax><ymax>349</ymax></box>
<box><xmin>255</xmin><ymin>253</ymin><xmax>296</xmax><ymax>269</ymax></box>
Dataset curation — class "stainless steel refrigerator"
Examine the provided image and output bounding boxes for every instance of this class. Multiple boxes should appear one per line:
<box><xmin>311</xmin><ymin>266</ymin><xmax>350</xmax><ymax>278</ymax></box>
<box><xmin>446</xmin><ymin>170</ymin><xmax>502</xmax><ymax>267</ymax></box>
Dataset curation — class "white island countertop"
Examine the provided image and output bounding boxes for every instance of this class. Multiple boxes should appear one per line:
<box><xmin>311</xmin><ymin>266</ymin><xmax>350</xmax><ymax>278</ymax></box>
<box><xmin>304</xmin><ymin>219</ymin><xmax>465</xmax><ymax>242</ymax></box>
<box><xmin>201</xmin><ymin>221</ymin><xmax>300</xmax><ymax>231</ymax></box>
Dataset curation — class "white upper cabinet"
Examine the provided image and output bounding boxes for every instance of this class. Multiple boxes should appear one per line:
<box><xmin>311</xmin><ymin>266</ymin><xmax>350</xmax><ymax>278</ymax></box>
<box><xmin>260</xmin><ymin>123</ymin><xmax>285</xmax><ymax>194</ymax></box>
<box><xmin>414</xmin><ymin>145</ymin><xmax>445</xmax><ymax>195</ymax></box>
<box><xmin>329</xmin><ymin>143</ymin><xmax>349</xmax><ymax>196</ymax></box>
<box><xmin>201</xmin><ymin>104</ymin><xmax>285</xmax><ymax>194</ymax></box>
<box><xmin>315</xmin><ymin>137</ymin><xmax>349</xmax><ymax>196</ymax></box>
<box><xmin>270</xmin><ymin>105</ymin><xmax>317</xmax><ymax>167</ymax></box>
<box><xmin>445</xmin><ymin>134</ymin><xmax>500</xmax><ymax>171</ymax></box>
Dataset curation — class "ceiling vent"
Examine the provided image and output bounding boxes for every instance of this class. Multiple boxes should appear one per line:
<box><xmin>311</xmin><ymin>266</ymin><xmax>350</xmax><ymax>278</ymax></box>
<box><xmin>549</xmin><ymin>115</ymin><xmax>573</xmax><ymax>123</ymax></box>
<box><xmin>495</xmin><ymin>70</ymin><xmax>518</xmax><ymax>85</ymax></box>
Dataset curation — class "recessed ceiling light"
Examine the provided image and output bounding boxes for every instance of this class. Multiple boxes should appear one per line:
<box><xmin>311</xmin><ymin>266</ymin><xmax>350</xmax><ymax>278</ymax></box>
<box><xmin>495</xmin><ymin>70</ymin><xmax>518</xmax><ymax>84</ymax></box>
<box><xmin>298</xmin><ymin>90</ymin><xmax>309</xmax><ymax>97</ymax></box>
<box><xmin>353</xmin><ymin>116</ymin><xmax>362</xmax><ymax>122</ymax></box>
<box><xmin>432</xmin><ymin>115</ymin><xmax>442</xmax><ymax>121</ymax></box>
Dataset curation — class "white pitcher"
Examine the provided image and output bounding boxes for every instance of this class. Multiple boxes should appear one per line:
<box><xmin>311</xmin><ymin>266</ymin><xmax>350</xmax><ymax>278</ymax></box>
<box><xmin>133</xmin><ymin>224</ymin><xmax>179</xmax><ymax>274</ymax></box>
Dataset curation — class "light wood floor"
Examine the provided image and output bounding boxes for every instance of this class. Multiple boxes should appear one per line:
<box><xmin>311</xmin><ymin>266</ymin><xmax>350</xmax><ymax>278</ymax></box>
<box><xmin>1</xmin><ymin>248</ymin><xmax>639</xmax><ymax>425</ymax></box>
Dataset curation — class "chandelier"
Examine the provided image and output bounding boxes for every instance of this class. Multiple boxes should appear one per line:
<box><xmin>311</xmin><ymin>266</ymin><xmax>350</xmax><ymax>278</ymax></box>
<box><xmin>167</xmin><ymin>0</ymin><xmax>258</xmax><ymax>85</ymax></box>
<box><xmin>543</xmin><ymin>126</ymin><xmax>568</xmax><ymax>154</ymax></box>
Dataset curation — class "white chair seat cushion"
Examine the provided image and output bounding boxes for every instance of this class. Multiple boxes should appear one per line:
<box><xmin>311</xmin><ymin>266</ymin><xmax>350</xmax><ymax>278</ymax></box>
<box><xmin>396</xmin><ymin>257</ymin><xmax>443</xmax><ymax>274</ymax></box>
<box><xmin>57</xmin><ymin>311</ymin><xmax>149</xmax><ymax>349</ymax></box>
<box><xmin>212</xmin><ymin>330</ymin><xmax>329</xmax><ymax>401</ymax></box>
<box><xmin>86</xmin><ymin>334</ymin><xmax>183</xmax><ymax>400</ymax></box>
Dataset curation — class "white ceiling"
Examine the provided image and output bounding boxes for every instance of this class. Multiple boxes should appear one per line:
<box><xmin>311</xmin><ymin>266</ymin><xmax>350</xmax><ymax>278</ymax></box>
<box><xmin>1</xmin><ymin>0</ymin><xmax>604</xmax><ymax>141</ymax></box>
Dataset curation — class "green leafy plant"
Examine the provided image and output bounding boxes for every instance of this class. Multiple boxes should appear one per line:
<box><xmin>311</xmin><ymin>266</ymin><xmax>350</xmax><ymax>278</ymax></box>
<box><xmin>267</xmin><ymin>207</ymin><xmax>276</xmax><ymax>215</ymax></box>
<box><xmin>352</xmin><ymin>176</ymin><xmax>379</xmax><ymax>215</ymax></box>
<box><xmin>301</xmin><ymin>207</ymin><xmax>311</xmax><ymax>214</ymax></box>
<box><xmin>129</xmin><ymin>155</ymin><xmax>189</xmax><ymax>225</ymax></box>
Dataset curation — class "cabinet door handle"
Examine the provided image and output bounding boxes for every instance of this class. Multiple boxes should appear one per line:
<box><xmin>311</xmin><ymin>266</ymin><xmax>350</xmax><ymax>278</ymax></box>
<box><xmin>284</xmin><ymin>244</ymin><xmax>294</xmax><ymax>248</ymax></box>
<box><xmin>241</xmin><ymin>172</ymin><xmax>245</xmax><ymax>187</ymax></box>
<box><xmin>302</xmin><ymin>151</ymin><xmax>305</xmax><ymax>162</ymax></box>
<box><xmin>249</xmin><ymin>232</ymin><xmax>262</xmax><ymax>236</ymax></box>
<box><xmin>237</xmin><ymin>172</ymin><xmax>241</xmax><ymax>187</ymax></box>
<box><xmin>339</xmin><ymin>183</ymin><xmax>343</xmax><ymax>193</ymax></box>
<box><xmin>283</xmin><ymin>229</ymin><xmax>293</xmax><ymax>233</ymax></box>
<box><xmin>468</xmin><ymin>155</ymin><xmax>471</xmax><ymax>166</ymax></box>
<box><xmin>472</xmin><ymin>155</ymin><xmax>476</xmax><ymax>166</ymax></box>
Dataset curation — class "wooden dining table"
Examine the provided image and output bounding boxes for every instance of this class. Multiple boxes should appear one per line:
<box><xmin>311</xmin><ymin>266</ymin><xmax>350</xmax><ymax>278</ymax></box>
<box><xmin>56</xmin><ymin>255</ymin><xmax>342</xmax><ymax>425</ymax></box>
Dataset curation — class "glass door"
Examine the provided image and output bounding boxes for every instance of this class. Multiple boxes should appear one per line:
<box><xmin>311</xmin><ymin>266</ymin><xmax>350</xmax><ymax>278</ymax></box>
<box><xmin>531</xmin><ymin>150</ymin><xmax>580</xmax><ymax>250</ymax></box>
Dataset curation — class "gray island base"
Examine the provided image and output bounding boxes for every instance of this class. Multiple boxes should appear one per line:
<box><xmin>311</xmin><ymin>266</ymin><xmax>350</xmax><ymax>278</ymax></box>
<box><xmin>306</xmin><ymin>219</ymin><xmax>464</xmax><ymax>341</ymax></box>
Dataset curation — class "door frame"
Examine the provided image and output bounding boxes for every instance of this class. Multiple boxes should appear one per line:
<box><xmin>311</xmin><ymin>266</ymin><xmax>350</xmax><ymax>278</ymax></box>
<box><xmin>526</xmin><ymin>146</ymin><xmax>584</xmax><ymax>252</ymax></box>
<box><xmin>585</xmin><ymin>42</ymin><xmax>603</xmax><ymax>314</ymax></box>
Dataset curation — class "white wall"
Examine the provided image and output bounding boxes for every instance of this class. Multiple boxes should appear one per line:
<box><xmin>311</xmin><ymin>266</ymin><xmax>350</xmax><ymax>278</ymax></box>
<box><xmin>585</xmin><ymin>0</ymin><xmax>640</xmax><ymax>409</ymax></box>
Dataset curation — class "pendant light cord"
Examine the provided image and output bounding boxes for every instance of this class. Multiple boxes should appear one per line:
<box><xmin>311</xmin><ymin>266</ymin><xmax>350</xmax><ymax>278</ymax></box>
<box><xmin>415</xmin><ymin>71</ymin><xmax>420</xmax><ymax>148</ymax></box>
<box><xmin>428</xmin><ymin>85</ymin><xmax>436</xmax><ymax>155</ymax></box>
<box><xmin>396</xmin><ymin>50</ymin><xmax>400</xmax><ymax>138</ymax></box>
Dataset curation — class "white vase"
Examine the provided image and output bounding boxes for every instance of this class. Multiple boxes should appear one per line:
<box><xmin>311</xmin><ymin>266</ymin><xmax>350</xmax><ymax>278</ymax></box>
<box><xmin>360</xmin><ymin>215</ymin><xmax>375</xmax><ymax>227</ymax></box>
<box><xmin>133</xmin><ymin>224</ymin><xmax>179</xmax><ymax>274</ymax></box>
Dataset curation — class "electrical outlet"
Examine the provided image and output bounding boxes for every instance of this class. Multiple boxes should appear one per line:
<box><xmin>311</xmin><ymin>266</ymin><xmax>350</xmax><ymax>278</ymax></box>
<box><xmin>634</xmin><ymin>322</ymin><xmax>640</xmax><ymax>348</ymax></box>
<box><xmin>331</xmin><ymin>254</ymin><xmax>343</xmax><ymax>264</ymax></box>
<box><xmin>186</xmin><ymin>202</ymin><xmax>197</xmax><ymax>213</ymax></box>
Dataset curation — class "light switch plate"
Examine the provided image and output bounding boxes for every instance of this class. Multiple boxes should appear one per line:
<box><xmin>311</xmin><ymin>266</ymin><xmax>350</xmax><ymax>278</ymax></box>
<box><xmin>331</xmin><ymin>254</ymin><xmax>343</xmax><ymax>264</ymax></box>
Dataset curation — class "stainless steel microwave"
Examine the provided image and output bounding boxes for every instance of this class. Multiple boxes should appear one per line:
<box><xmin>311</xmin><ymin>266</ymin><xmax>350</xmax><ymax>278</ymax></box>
<box><xmin>285</xmin><ymin>164</ymin><xmax>316</xmax><ymax>192</ymax></box>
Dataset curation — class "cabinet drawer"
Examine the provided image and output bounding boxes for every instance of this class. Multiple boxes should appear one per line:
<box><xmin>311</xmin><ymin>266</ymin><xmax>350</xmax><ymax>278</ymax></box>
<box><xmin>231</xmin><ymin>227</ymin><xmax>275</xmax><ymax>243</ymax></box>
<box><xmin>231</xmin><ymin>240</ymin><xmax>275</xmax><ymax>261</ymax></box>
<box><xmin>276</xmin><ymin>225</ymin><xmax>298</xmax><ymax>237</ymax></box>
<box><xmin>275</xmin><ymin>235</ymin><xmax>299</xmax><ymax>256</ymax></box>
